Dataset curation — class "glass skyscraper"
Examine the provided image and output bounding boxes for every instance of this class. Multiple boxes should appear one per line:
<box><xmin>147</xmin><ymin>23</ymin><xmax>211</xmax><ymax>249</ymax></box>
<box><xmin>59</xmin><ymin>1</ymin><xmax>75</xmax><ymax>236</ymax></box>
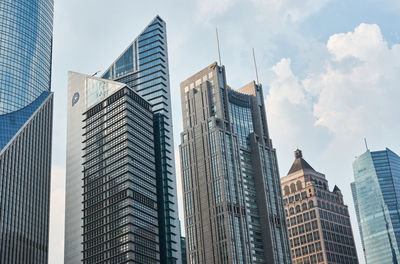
<box><xmin>65</xmin><ymin>16</ymin><xmax>180</xmax><ymax>263</ymax></box>
<box><xmin>351</xmin><ymin>148</ymin><xmax>400</xmax><ymax>264</ymax></box>
<box><xmin>180</xmin><ymin>63</ymin><xmax>291</xmax><ymax>263</ymax></box>
<box><xmin>0</xmin><ymin>0</ymin><xmax>54</xmax><ymax>263</ymax></box>
<box><xmin>102</xmin><ymin>16</ymin><xmax>180</xmax><ymax>264</ymax></box>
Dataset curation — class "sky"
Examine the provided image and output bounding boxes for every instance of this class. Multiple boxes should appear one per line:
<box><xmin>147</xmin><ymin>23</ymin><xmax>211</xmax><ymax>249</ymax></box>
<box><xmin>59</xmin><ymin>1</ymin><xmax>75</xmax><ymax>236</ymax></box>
<box><xmin>49</xmin><ymin>0</ymin><xmax>400</xmax><ymax>263</ymax></box>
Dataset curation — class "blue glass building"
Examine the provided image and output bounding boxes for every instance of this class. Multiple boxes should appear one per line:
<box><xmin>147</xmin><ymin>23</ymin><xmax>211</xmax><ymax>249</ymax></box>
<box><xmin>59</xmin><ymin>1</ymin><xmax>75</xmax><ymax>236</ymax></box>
<box><xmin>0</xmin><ymin>0</ymin><xmax>53</xmax><ymax>115</ymax></box>
<box><xmin>101</xmin><ymin>16</ymin><xmax>181</xmax><ymax>263</ymax></box>
<box><xmin>351</xmin><ymin>148</ymin><xmax>400</xmax><ymax>264</ymax></box>
<box><xmin>0</xmin><ymin>0</ymin><xmax>54</xmax><ymax>263</ymax></box>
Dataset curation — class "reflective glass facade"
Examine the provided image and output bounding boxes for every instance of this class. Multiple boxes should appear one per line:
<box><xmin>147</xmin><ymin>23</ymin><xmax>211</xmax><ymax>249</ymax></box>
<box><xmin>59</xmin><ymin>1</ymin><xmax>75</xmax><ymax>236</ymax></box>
<box><xmin>179</xmin><ymin>63</ymin><xmax>291</xmax><ymax>264</ymax></box>
<box><xmin>102</xmin><ymin>16</ymin><xmax>180</xmax><ymax>264</ymax></box>
<box><xmin>351</xmin><ymin>148</ymin><xmax>400</xmax><ymax>264</ymax></box>
<box><xmin>0</xmin><ymin>92</ymin><xmax>53</xmax><ymax>263</ymax></box>
<box><xmin>0</xmin><ymin>0</ymin><xmax>54</xmax><ymax>262</ymax></box>
<box><xmin>0</xmin><ymin>91</ymin><xmax>51</xmax><ymax>150</ymax></box>
<box><xmin>82</xmin><ymin>86</ymin><xmax>160</xmax><ymax>263</ymax></box>
<box><xmin>228</xmin><ymin>92</ymin><xmax>254</xmax><ymax>148</ymax></box>
<box><xmin>0</xmin><ymin>0</ymin><xmax>53</xmax><ymax>114</ymax></box>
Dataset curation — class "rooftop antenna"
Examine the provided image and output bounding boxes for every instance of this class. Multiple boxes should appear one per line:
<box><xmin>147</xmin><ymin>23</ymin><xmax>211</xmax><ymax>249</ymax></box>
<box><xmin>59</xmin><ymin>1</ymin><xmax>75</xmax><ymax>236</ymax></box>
<box><xmin>216</xmin><ymin>28</ymin><xmax>222</xmax><ymax>66</ymax></box>
<box><xmin>252</xmin><ymin>48</ymin><xmax>260</xmax><ymax>84</ymax></box>
<box><xmin>364</xmin><ymin>138</ymin><xmax>369</xmax><ymax>151</ymax></box>
<box><xmin>92</xmin><ymin>70</ymin><xmax>101</xmax><ymax>77</ymax></box>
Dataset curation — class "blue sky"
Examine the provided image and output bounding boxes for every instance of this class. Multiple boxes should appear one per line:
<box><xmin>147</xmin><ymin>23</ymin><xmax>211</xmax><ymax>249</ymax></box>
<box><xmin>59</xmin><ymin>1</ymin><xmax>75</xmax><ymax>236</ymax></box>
<box><xmin>49</xmin><ymin>0</ymin><xmax>400</xmax><ymax>262</ymax></box>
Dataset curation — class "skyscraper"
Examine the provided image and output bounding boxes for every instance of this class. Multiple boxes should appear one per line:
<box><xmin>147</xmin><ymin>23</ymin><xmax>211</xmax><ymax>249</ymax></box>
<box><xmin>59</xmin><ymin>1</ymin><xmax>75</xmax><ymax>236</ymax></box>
<box><xmin>0</xmin><ymin>0</ymin><xmax>54</xmax><ymax>263</ymax></box>
<box><xmin>66</xmin><ymin>72</ymin><xmax>161</xmax><ymax>263</ymax></box>
<box><xmin>101</xmin><ymin>15</ymin><xmax>180</xmax><ymax>263</ymax></box>
<box><xmin>351</xmin><ymin>148</ymin><xmax>400</xmax><ymax>264</ymax></box>
<box><xmin>179</xmin><ymin>63</ymin><xmax>291</xmax><ymax>263</ymax></box>
<box><xmin>281</xmin><ymin>149</ymin><xmax>358</xmax><ymax>264</ymax></box>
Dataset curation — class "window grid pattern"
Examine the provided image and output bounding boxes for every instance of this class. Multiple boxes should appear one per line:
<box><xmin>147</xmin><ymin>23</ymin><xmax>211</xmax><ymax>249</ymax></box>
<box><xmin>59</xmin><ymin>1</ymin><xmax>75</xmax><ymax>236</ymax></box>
<box><xmin>180</xmin><ymin>65</ymin><xmax>291</xmax><ymax>263</ymax></box>
<box><xmin>228</xmin><ymin>88</ymin><xmax>291</xmax><ymax>264</ymax></box>
<box><xmin>0</xmin><ymin>93</ymin><xmax>53</xmax><ymax>263</ymax></box>
<box><xmin>352</xmin><ymin>149</ymin><xmax>400</xmax><ymax>264</ymax></box>
<box><xmin>228</xmin><ymin>91</ymin><xmax>254</xmax><ymax>148</ymax></box>
<box><xmin>102</xmin><ymin>16</ymin><xmax>179</xmax><ymax>263</ymax></box>
<box><xmin>283</xmin><ymin>158</ymin><xmax>359</xmax><ymax>264</ymax></box>
<box><xmin>82</xmin><ymin>88</ymin><xmax>160</xmax><ymax>264</ymax></box>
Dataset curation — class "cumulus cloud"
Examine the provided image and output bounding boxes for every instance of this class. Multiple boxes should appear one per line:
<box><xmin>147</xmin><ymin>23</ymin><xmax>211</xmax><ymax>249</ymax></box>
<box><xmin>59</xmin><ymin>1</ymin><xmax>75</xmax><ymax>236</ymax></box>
<box><xmin>268</xmin><ymin>23</ymin><xmax>400</xmax><ymax>139</ymax></box>
<box><xmin>310</xmin><ymin>23</ymin><xmax>400</xmax><ymax>136</ymax></box>
<box><xmin>195</xmin><ymin>0</ymin><xmax>330</xmax><ymax>23</ymax></box>
<box><xmin>269</xmin><ymin>58</ymin><xmax>307</xmax><ymax>105</ymax></box>
<box><xmin>251</xmin><ymin>0</ymin><xmax>331</xmax><ymax>22</ymax></box>
<box><xmin>327</xmin><ymin>23</ymin><xmax>387</xmax><ymax>61</ymax></box>
<box><xmin>195</xmin><ymin>0</ymin><xmax>238</xmax><ymax>22</ymax></box>
<box><xmin>266</xmin><ymin>58</ymin><xmax>330</xmax><ymax>173</ymax></box>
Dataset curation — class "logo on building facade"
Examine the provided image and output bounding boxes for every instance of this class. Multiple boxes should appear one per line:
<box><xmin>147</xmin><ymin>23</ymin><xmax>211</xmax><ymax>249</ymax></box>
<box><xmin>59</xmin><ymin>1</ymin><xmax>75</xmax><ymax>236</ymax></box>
<box><xmin>72</xmin><ymin>92</ymin><xmax>80</xmax><ymax>107</ymax></box>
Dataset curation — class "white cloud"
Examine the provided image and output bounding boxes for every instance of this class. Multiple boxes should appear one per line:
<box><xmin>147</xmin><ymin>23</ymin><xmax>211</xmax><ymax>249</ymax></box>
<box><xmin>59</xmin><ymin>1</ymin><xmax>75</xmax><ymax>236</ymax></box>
<box><xmin>195</xmin><ymin>0</ymin><xmax>238</xmax><ymax>22</ymax></box>
<box><xmin>268</xmin><ymin>23</ymin><xmax>400</xmax><ymax>139</ymax></box>
<box><xmin>269</xmin><ymin>58</ymin><xmax>307</xmax><ymax>105</ymax></box>
<box><xmin>327</xmin><ymin>23</ymin><xmax>387</xmax><ymax>61</ymax></box>
<box><xmin>195</xmin><ymin>0</ymin><xmax>330</xmax><ymax>23</ymax></box>
<box><xmin>310</xmin><ymin>23</ymin><xmax>400</xmax><ymax>136</ymax></box>
<box><xmin>49</xmin><ymin>165</ymin><xmax>65</xmax><ymax>264</ymax></box>
<box><xmin>266</xmin><ymin>58</ymin><xmax>330</xmax><ymax>175</ymax></box>
<box><xmin>251</xmin><ymin>0</ymin><xmax>331</xmax><ymax>22</ymax></box>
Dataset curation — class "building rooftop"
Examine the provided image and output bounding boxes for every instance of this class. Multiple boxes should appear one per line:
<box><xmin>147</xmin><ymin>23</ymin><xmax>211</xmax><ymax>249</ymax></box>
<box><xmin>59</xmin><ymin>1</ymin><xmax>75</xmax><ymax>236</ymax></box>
<box><xmin>288</xmin><ymin>149</ymin><xmax>316</xmax><ymax>174</ymax></box>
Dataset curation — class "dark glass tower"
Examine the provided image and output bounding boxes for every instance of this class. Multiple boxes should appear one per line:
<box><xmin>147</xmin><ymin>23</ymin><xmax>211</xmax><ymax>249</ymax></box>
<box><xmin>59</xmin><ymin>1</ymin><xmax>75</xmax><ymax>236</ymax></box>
<box><xmin>102</xmin><ymin>16</ymin><xmax>180</xmax><ymax>263</ymax></box>
<box><xmin>351</xmin><ymin>148</ymin><xmax>400</xmax><ymax>263</ymax></box>
<box><xmin>66</xmin><ymin>72</ymin><xmax>161</xmax><ymax>263</ymax></box>
<box><xmin>83</xmin><ymin>82</ymin><xmax>160</xmax><ymax>263</ymax></box>
<box><xmin>179</xmin><ymin>63</ymin><xmax>291</xmax><ymax>263</ymax></box>
<box><xmin>0</xmin><ymin>0</ymin><xmax>54</xmax><ymax>263</ymax></box>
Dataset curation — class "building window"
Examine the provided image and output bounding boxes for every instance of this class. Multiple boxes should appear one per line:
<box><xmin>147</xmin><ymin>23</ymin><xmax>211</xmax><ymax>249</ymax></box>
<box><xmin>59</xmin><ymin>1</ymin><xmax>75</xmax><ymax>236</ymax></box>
<box><xmin>296</xmin><ymin>181</ymin><xmax>302</xmax><ymax>190</ymax></box>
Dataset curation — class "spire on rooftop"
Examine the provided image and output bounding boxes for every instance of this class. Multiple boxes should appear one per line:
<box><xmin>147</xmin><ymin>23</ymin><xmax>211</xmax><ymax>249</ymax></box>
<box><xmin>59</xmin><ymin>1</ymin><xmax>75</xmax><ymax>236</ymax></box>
<box><xmin>288</xmin><ymin>149</ymin><xmax>315</xmax><ymax>175</ymax></box>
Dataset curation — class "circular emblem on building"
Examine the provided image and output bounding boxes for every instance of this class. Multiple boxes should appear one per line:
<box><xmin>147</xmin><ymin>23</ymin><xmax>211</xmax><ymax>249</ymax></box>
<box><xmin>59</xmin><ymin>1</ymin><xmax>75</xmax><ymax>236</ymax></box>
<box><xmin>72</xmin><ymin>92</ymin><xmax>80</xmax><ymax>107</ymax></box>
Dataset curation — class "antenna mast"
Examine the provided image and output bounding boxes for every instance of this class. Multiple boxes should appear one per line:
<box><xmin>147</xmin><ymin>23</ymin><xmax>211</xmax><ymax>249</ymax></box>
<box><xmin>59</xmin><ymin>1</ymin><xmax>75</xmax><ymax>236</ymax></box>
<box><xmin>364</xmin><ymin>138</ymin><xmax>369</xmax><ymax>151</ymax></box>
<box><xmin>216</xmin><ymin>28</ymin><xmax>222</xmax><ymax>66</ymax></box>
<box><xmin>252</xmin><ymin>48</ymin><xmax>259</xmax><ymax>84</ymax></box>
<box><xmin>92</xmin><ymin>70</ymin><xmax>101</xmax><ymax>77</ymax></box>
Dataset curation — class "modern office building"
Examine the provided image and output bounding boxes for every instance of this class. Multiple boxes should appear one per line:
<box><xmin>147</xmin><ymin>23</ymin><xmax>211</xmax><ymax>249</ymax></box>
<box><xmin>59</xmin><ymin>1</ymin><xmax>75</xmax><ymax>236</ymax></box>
<box><xmin>0</xmin><ymin>0</ymin><xmax>54</xmax><ymax>263</ymax></box>
<box><xmin>281</xmin><ymin>149</ymin><xmax>358</xmax><ymax>264</ymax></box>
<box><xmin>101</xmin><ymin>15</ymin><xmax>180</xmax><ymax>263</ymax></box>
<box><xmin>181</xmin><ymin>236</ymin><xmax>187</xmax><ymax>264</ymax></box>
<box><xmin>66</xmin><ymin>72</ymin><xmax>160</xmax><ymax>263</ymax></box>
<box><xmin>351</xmin><ymin>148</ymin><xmax>400</xmax><ymax>264</ymax></box>
<box><xmin>179</xmin><ymin>221</ymin><xmax>187</xmax><ymax>264</ymax></box>
<box><xmin>179</xmin><ymin>63</ymin><xmax>291</xmax><ymax>263</ymax></box>
<box><xmin>65</xmin><ymin>16</ymin><xmax>180</xmax><ymax>264</ymax></box>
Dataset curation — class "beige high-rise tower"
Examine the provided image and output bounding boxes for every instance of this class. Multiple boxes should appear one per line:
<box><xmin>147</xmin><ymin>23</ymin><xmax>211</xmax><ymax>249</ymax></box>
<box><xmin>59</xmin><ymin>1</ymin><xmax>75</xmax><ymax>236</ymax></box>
<box><xmin>179</xmin><ymin>63</ymin><xmax>291</xmax><ymax>264</ymax></box>
<box><xmin>281</xmin><ymin>149</ymin><xmax>358</xmax><ymax>264</ymax></box>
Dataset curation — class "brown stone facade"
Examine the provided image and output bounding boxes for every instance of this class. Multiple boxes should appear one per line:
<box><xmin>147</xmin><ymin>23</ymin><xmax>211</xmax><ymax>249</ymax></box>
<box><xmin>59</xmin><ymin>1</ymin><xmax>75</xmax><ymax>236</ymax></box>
<box><xmin>281</xmin><ymin>150</ymin><xmax>358</xmax><ymax>264</ymax></box>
